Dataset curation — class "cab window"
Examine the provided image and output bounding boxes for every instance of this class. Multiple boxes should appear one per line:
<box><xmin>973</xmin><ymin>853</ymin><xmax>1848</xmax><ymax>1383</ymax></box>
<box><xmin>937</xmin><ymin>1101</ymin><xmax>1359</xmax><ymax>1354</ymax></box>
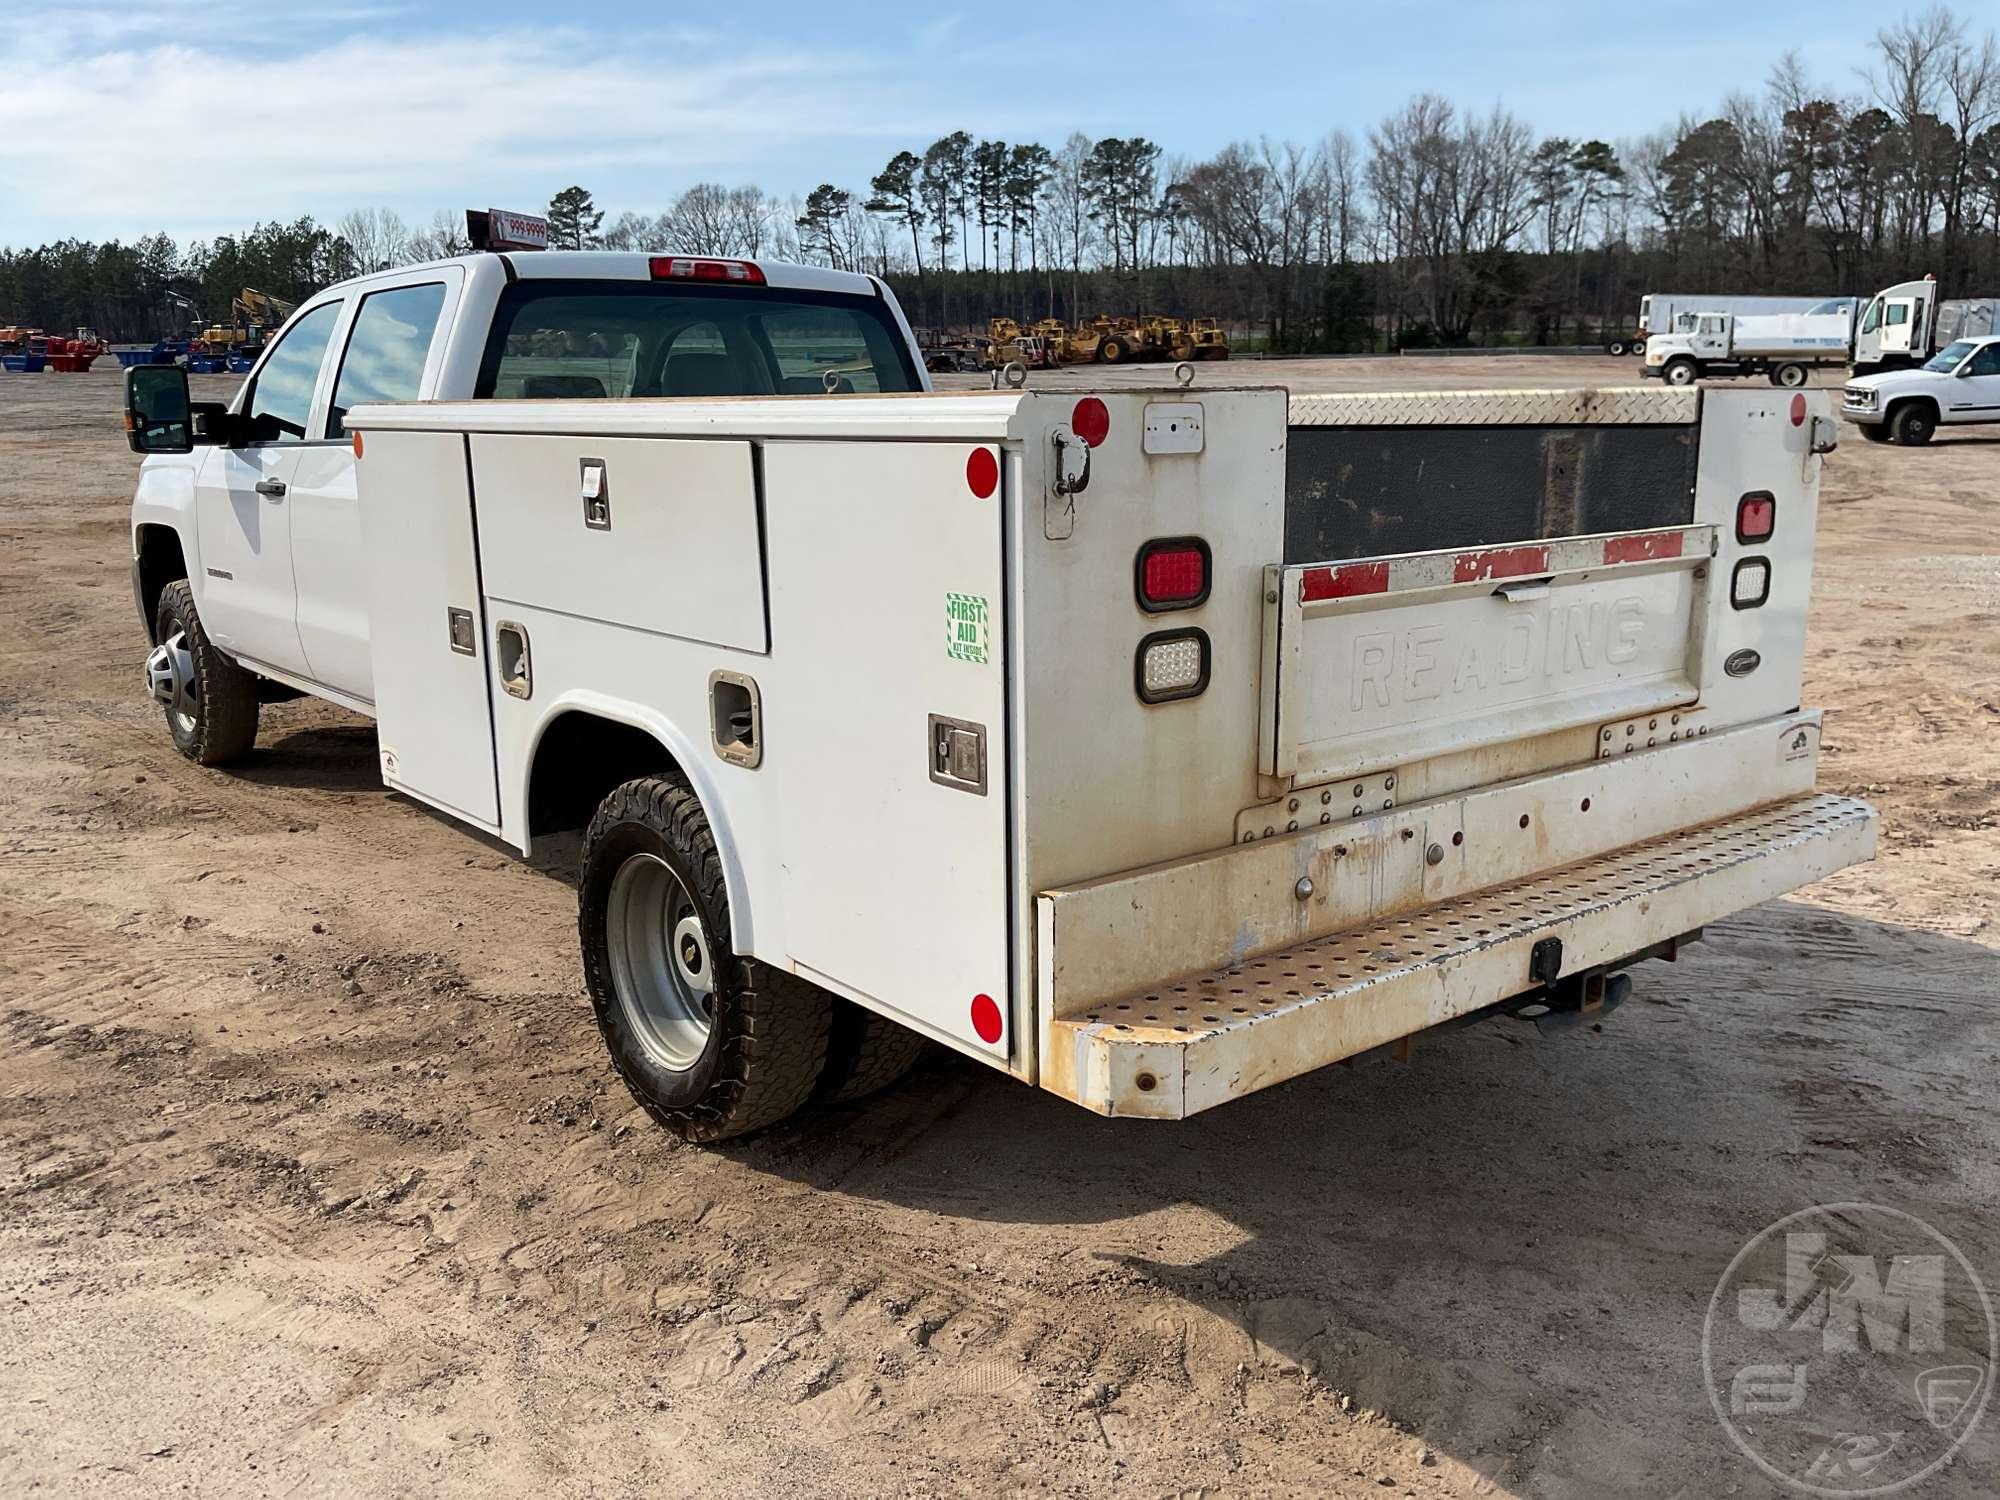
<box><xmin>1886</xmin><ymin>303</ymin><xmax>1910</xmax><ymax>328</ymax></box>
<box><xmin>328</xmin><ymin>282</ymin><xmax>449</xmax><ymax>438</ymax></box>
<box><xmin>1966</xmin><ymin>343</ymin><xmax>2000</xmax><ymax>377</ymax></box>
<box><xmin>245</xmin><ymin>302</ymin><xmax>342</xmax><ymax>443</ymax></box>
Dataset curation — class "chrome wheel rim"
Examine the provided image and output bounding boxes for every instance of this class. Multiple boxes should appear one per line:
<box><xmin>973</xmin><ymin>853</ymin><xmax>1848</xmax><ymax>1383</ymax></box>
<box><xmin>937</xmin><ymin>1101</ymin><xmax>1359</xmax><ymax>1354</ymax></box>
<box><xmin>146</xmin><ymin>631</ymin><xmax>198</xmax><ymax>735</ymax></box>
<box><xmin>605</xmin><ymin>852</ymin><xmax>715</xmax><ymax>1072</ymax></box>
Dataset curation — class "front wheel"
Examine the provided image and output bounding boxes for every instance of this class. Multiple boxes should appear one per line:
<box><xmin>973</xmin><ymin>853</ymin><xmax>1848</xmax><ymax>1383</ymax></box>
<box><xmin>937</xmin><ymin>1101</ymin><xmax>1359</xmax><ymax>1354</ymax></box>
<box><xmin>580</xmin><ymin>776</ymin><xmax>831</xmax><ymax>1142</ymax></box>
<box><xmin>149</xmin><ymin>579</ymin><xmax>259</xmax><ymax>765</ymax></box>
<box><xmin>1889</xmin><ymin>402</ymin><xmax>1937</xmax><ymax>446</ymax></box>
<box><xmin>1663</xmin><ymin>358</ymin><xmax>1699</xmax><ymax>387</ymax></box>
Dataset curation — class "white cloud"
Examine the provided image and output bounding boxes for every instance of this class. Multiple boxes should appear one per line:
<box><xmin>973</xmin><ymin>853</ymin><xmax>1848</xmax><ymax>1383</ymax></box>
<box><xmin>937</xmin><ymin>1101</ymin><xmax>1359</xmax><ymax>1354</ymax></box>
<box><xmin>0</xmin><ymin>7</ymin><xmax>921</xmax><ymax>244</ymax></box>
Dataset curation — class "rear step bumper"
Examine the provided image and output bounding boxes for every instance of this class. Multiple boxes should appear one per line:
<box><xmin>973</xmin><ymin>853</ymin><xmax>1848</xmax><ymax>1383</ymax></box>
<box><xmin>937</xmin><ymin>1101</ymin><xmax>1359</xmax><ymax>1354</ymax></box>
<box><xmin>1043</xmin><ymin>793</ymin><xmax>1877</xmax><ymax>1119</ymax></box>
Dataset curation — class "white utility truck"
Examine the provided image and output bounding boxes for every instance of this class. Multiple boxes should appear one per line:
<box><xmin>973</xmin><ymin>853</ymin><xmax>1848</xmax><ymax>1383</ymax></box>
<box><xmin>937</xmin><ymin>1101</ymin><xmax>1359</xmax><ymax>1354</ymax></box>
<box><xmin>1841</xmin><ymin>333</ymin><xmax>2000</xmax><ymax>444</ymax></box>
<box><xmin>1642</xmin><ymin>309</ymin><xmax>1857</xmax><ymax>387</ymax></box>
<box><xmin>1628</xmin><ymin>293</ymin><xmax>1852</xmax><ymax>356</ymax></box>
<box><xmin>126</xmin><ymin>251</ymin><xmax>1878</xmax><ymax>1141</ymax></box>
<box><xmin>1850</xmin><ymin>275</ymin><xmax>2000</xmax><ymax>375</ymax></box>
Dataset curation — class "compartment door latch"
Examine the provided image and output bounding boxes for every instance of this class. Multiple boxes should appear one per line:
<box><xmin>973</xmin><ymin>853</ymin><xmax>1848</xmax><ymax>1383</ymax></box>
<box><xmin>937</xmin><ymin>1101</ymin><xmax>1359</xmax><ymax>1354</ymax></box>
<box><xmin>928</xmin><ymin>714</ymin><xmax>987</xmax><ymax>795</ymax></box>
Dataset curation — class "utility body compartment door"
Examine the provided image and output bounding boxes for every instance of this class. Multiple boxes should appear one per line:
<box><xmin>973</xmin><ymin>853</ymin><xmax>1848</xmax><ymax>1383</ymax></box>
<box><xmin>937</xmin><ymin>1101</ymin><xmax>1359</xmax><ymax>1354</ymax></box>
<box><xmin>469</xmin><ymin>434</ymin><xmax>766</xmax><ymax>651</ymax></box>
<box><xmin>355</xmin><ymin>429</ymin><xmax>501</xmax><ymax>826</ymax></box>
<box><xmin>1262</xmin><ymin>526</ymin><xmax>1717</xmax><ymax>787</ymax></box>
<box><xmin>762</xmin><ymin>439</ymin><xmax>1012</xmax><ymax>1061</ymax></box>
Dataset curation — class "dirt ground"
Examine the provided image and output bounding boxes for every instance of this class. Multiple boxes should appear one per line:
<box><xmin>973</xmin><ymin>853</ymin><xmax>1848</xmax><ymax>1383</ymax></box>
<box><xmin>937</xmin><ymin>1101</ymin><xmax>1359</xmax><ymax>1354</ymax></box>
<box><xmin>2</xmin><ymin>357</ymin><xmax>1995</xmax><ymax>1498</ymax></box>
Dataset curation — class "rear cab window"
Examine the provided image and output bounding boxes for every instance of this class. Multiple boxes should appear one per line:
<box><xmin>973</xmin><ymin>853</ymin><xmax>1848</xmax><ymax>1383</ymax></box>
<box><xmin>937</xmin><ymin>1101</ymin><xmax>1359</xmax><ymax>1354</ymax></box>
<box><xmin>476</xmin><ymin>281</ymin><xmax>921</xmax><ymax>400</ymax></box>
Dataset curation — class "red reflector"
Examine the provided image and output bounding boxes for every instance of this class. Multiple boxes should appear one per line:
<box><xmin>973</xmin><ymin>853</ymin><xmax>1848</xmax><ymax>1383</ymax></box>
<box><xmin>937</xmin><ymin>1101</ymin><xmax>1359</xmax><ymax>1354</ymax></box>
<box><xmin>1789</xmin><ymin>393</ymin><xmax>1806</xmax><ymax>426</ymax></box>
<box><xmin>1301</xmin><ymin>561</ymin><xmax>1387</xmax><ymax>601</ymax></box>
<box><xmin>648</xmin><ymin>256</ymin><xmax>765</xmax><ymax>285</ymax></box>
<box><xmin>970</xmin><ymin>993</ymin><xmax>1003</xmax><ymax>1044</ymax></box>
<box><xmin>1737</xmin><ymin>492</ymin><xmax>1776</xmax><ymax>543</ymax></box>
<box><xmin>1071</xmin><ymin>396</ymin><xmax>1110</xmax><ymax>447</ymax></box>
<box><xmin>966</xmin><ymin>447</ymin><xmax>998</xmax><ymax>498</ymax></box>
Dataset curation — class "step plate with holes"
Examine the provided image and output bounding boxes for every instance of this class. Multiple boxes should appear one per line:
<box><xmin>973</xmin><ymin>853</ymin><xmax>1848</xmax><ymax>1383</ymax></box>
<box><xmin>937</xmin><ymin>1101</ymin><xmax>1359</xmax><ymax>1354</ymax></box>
<box><xmin>1044</xmin><ymin>793</ymin><xmax>1876</xmax><ymax>1119</ymax></box>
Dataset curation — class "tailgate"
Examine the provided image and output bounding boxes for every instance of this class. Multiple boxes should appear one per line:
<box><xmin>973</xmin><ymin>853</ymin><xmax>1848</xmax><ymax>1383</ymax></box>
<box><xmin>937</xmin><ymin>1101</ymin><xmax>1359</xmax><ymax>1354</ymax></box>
<box><xmin>1260</xmin><ymin>526</ymin><xmax>1716</xmax><ymax>785</ymax></box>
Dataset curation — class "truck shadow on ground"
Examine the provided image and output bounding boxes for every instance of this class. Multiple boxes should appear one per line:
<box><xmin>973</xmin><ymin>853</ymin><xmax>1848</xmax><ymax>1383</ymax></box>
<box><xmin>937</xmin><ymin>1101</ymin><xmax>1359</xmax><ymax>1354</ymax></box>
<box><xmin>745</xmin><ymin>902</ymin><xmax>2000</xmax><ymax>1489</ymax></box>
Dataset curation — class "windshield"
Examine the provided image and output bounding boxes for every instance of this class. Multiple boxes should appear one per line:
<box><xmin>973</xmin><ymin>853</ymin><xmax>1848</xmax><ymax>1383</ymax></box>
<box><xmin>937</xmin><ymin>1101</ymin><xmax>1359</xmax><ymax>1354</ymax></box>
<box><xmin>1806</xmin><ymin>299</ymin><xmax>1853</xmax><ymax>316</ymax></box>
<box><xmin>1924</xmin><ymin>340</ymin><xmax>1976</xmax><ymax>373</ymax></box>
<box><xmin>477</xmin><ymin>280</ymin><xmax>921</xmax><ymax>399</ymax></box>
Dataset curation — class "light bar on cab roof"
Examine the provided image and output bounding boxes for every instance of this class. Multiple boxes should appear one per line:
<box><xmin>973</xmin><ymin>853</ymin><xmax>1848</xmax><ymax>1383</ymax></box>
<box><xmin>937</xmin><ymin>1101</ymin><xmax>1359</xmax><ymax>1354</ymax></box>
<box><xmin>649</xmin><ymin>257</ymin><xmax>765</xmax><ymax>285</ymax></box>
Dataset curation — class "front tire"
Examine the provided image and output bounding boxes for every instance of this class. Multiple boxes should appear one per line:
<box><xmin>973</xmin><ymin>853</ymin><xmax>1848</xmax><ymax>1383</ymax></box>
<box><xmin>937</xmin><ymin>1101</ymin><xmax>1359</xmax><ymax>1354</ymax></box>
<box><xmin>1100</xmin><ymin>336</ymin><xmax>1128</xmax><ymax>364</ymax></box>
<box><xmin>1889</xmin><ymin>402</ymin><xmax>1936</xmax><ymax>446</ymax></box>
<box><xmin>1663</xmin><ymin>357</ymin><xmax>1699</xmax><ymax>387</ymax></box>
<box><xmin>580</xmin><ymin>776</ymin><xmax>831</xmax><ymax>1142</ymax></box>
<box><xmin>150</xmin><ymin>579</ymin><xmax>259</xmax><ymax>766</ymax></box>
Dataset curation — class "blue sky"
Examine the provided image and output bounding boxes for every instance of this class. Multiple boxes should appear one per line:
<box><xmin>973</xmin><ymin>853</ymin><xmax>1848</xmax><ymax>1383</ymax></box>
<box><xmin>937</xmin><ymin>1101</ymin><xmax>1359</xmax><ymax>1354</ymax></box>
<box><xmin>0</xmin><ymin>0</ymin><xmax>1927</xmax><ymax>247</ymax></box>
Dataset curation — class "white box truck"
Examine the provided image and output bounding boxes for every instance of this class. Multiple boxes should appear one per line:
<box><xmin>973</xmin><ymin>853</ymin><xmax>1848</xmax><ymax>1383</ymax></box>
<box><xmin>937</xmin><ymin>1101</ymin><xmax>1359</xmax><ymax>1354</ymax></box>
<box><xmin>124</xmin><ymin>251</ymin><xmax>1877</xmax><ymax>1141</ymax></box>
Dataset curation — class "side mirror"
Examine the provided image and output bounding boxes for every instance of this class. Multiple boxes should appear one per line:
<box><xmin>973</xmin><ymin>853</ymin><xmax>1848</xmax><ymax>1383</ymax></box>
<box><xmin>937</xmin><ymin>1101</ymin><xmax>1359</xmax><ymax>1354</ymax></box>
<box><xmin>1954</xmin><ymin>362</ymin><xmax>1974</xmax><ymax>377</ymax></box>
<box><xmin>125</xmin><ymin>364</ymin><xmax>193</xmax><ymax>453</ymax></box>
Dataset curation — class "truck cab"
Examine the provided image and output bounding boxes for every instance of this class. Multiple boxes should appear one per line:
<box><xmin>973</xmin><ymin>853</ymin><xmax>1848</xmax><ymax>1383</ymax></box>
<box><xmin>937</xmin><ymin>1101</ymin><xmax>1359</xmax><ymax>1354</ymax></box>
<box><xmin>128</xmin><ymin>252</ymin><xmax>930</xmax><ymax>717</ymax></box>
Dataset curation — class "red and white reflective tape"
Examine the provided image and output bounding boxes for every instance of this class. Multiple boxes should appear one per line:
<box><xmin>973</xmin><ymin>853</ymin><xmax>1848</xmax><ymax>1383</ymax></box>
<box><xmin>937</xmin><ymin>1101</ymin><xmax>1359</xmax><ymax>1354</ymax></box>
<box><xmin>1298</xmin><ymin>526</ymin><xmax>1712</xmax><ymax>605</ymax></box>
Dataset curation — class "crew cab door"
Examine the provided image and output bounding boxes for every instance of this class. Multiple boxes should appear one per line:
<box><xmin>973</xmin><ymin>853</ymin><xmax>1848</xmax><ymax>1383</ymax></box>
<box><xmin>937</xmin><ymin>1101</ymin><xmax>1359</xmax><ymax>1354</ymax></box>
<box><xmin>193</xmin><ymin>300</ymin><xmax>343</xmax><ymax>678</ymax></box>
<box><xmin>289</xmin><ymin>274</ymin><xmax>461</xmax><ymax>704</ymax></box>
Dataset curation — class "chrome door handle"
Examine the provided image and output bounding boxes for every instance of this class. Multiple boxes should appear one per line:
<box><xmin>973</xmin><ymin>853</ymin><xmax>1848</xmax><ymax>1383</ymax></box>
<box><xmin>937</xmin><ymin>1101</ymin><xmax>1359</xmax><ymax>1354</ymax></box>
<box><xmin>255</xmin><ymin>478</ymin><xmax>287</xmax><ymax>498</ymax></box>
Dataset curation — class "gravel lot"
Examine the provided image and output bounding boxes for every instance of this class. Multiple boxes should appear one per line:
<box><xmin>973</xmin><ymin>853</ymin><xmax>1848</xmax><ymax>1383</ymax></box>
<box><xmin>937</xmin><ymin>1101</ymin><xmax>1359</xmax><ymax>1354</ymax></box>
<box><xmin>2</xmin><ymin>357</ymin><xmax>1995</xmax><ymax>1497</ymax></box>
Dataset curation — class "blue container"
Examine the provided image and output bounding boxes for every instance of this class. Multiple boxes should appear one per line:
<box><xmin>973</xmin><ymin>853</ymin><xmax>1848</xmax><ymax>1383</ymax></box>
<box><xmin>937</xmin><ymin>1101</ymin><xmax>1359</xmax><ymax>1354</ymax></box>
<box><xmin>187</xmin><ymin>355</ymin><xmax>229</xmax><ymax>374</ymax></box>
<box><xmin>2</xmin><ymin>353</ymin><xmax>47</xmax><ymax>373</ymax></box>
<box><xmin>226</xmin><ymin>355</ymin><xmax>255</xmax><ymax>374</ymax></box>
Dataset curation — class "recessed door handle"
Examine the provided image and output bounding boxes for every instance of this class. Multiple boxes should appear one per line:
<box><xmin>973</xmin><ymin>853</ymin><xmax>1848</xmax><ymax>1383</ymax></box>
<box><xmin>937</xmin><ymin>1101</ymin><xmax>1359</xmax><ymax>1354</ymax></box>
<box><xmin>255</xmin><ymin>478</ymin><xmax>287</xmax><ymax>498</ymax></box>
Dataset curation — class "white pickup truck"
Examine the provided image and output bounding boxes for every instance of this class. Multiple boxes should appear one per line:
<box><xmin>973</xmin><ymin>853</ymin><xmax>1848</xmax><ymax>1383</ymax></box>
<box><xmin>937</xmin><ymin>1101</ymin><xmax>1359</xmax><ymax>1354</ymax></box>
<box><xmin>1841</xmin><ymin>334</ymin><xmax>2000</xmax><ymax>444</ymax></box>
<box><xmin>126</xmin><ymin>250</ymin><xmax>1878</xmax><ymax>1141</ymax></box>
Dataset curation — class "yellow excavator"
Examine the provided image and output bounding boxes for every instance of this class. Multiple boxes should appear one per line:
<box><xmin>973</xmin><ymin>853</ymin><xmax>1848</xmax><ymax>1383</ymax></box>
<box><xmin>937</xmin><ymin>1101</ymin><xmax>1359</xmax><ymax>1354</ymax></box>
<box><xmin>197</xmin><ymin>288</ymin><xmax>297</xmax><ymax>353</ymax></box>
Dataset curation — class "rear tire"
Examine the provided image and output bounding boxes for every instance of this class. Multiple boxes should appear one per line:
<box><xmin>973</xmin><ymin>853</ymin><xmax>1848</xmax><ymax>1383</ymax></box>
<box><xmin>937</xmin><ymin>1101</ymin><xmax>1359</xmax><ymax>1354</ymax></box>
<box><xmin>1889</xmin><ymin>402</ymin><xmax>1936</xmax><ymax>446</ymax></box>
<box><xmin>1774</xmin><ymin>362</ymin><xmax>1808</xmax><ymax>389</ymax></box>
<box><xmin>1100</xmin><ymin>336</ymin><xmax>1128</xmax><ymax>364</ymax></box>
<box><xmin>816</xmin><ymin>1001</ymin><xmax>929</xmax><ymax>1105</ymax></box>
<box><xmin>151</xmin><ymin>579</ymin><xmax>259</xmax><ymax>766</ymax></box>
<box><xmin>1608</xmin><ymin>341</ymin><xmax>1627</xmax><ymax>356</ymax></box>
<box><xmin>580</xmin><ymin>776</ymin><xmax>831</xmax><ymax>1142</ymax></box>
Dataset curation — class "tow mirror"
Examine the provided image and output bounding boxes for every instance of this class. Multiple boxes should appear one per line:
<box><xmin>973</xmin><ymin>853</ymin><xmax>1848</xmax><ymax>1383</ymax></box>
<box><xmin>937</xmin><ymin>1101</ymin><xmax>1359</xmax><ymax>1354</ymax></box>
<box><xmin>125</xmin><ymin>364</ymin><xmax>192</xmax><ymax>453</ymax></box>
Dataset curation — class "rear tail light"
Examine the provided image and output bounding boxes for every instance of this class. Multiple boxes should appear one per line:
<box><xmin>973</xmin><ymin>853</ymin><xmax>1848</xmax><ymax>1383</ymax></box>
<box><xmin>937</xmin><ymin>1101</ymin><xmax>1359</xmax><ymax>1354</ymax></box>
<box><xmin>649</xmin><ymin>257</ymin><xmax>765</xmax><ymax>285</ymax></box>
<box><xmin>1136</xmin><ymin>628</ymin><xmax>1209</xmax><ymax>703</ymax></box>
<box><xmin>1136</xmin><ymin>537</ymin><xmax>1210</xmax><ymax>611</ymax></box>
<box><xmin>1736</xmin><ymin>491</ymin><xmax>1776</xmax><ymax>543</ymax></box>
<box><xmin>1731</xmin><ymin>557</ymin><xmax>1771</xmax><ymax>609</ymax></box>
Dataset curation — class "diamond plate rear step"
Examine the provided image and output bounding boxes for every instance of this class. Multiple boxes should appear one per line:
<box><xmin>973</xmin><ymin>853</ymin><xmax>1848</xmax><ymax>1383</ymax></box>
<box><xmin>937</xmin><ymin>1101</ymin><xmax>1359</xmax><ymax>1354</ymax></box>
<box><xmin>1044</xmin><ymin>794</ymin><xmax>1876</xmax><ymax>1119</ymax></box>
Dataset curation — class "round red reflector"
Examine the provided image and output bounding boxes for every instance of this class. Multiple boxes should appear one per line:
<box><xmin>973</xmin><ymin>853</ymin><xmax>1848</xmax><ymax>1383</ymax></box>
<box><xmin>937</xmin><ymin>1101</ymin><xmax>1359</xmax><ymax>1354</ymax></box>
<box><xmin>965</xmin><ymin>446</ymin><xmax>998</xmax><ymax>499</ymax></box>
<box><xmin>1071</xmin><ymin>397</ymin><xmax>1110</xmax><ymax>448</ymax></box>
<box><xmin>1789</xmin><ymin>394</ymin><xmax>1806</xmax><ymax>426</ymax></box>
<box><xmin>970</xmin><ymin>993</ymin><xmax>1003</xmax><ymax>1044</ymax></box>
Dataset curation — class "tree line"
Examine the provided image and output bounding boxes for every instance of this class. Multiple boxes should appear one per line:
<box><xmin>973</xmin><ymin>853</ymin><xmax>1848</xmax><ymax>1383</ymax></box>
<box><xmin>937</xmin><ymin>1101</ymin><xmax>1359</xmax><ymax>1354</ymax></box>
<box><xmin>5</xmin><ymin>6</ymin><xmax>1996</xmax><ymax>350</ymax></box>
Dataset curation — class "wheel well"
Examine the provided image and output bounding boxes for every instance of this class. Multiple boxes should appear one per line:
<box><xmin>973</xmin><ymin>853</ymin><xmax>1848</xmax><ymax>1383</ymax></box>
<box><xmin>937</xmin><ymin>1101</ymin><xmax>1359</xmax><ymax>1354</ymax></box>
<box><xmin>135</xmin><ymin>525</ymin><xmax>188</xmax><ymax>643</ymax></box>
<box><xmin>527</xmin><ymin>711</ymin><xmax>684</xmax><ymax>838</ymax></box>
<box><xmin>1887</xmin><ymin>395</ymin><xmax>1939</xmax><ymax>424</ymax></box>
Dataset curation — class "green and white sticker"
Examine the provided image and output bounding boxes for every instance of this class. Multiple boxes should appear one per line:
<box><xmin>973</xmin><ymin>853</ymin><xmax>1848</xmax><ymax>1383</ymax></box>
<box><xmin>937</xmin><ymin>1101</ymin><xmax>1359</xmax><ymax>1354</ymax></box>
<box><xmin>946</xmin><ymin>592</ymin><xmax>989</xmax><ymax>664</ymax></box>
